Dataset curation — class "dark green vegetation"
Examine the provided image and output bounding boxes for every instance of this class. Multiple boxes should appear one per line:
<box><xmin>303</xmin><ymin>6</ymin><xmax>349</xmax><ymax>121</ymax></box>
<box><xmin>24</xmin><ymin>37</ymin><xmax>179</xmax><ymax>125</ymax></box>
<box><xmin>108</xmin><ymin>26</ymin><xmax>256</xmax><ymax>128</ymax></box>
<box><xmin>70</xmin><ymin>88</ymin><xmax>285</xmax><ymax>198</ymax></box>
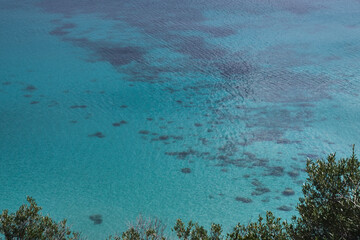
<box><xmin>293</xmin><ymin>149</ymin><xmax>360</xmax><ymax>239</ymax></box>
<box><xmin>1</xmin><ymin>148</ymin><xmax>359</xmax><ymax>240</ymax></box>
<box><xmin>0</xmin><ymin>197</ymin><xmax>79</xmax><ymax>240</ymax></box>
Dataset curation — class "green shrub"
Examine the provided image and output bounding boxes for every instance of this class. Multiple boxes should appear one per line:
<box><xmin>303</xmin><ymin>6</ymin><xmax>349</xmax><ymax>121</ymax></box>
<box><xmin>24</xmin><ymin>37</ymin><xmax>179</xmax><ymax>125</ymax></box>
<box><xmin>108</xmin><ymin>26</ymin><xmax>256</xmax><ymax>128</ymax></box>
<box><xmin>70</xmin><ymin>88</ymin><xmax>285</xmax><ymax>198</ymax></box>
<box><xmin>173</xmin><ymin>219</ymin><xmax>222</xmax><ymax>240</ymax></box>
<box><xmin>227</xmin><ymin>212</ymin><xmax>292</xmax><ymax>240</ymax></box>
<box><xmin>0</xmin><ymin>197</ymin><xmax>79</xmax><ymax>240</ymax></box>
<box><xmin>109</xmin><ymin>215</ymin><xmax>167</xmax><ymax>240</ymax></box>
<box><xmin>293</xmin><ymin>147</ymin><xmax>360</xmax><ymax>239</ymax></box>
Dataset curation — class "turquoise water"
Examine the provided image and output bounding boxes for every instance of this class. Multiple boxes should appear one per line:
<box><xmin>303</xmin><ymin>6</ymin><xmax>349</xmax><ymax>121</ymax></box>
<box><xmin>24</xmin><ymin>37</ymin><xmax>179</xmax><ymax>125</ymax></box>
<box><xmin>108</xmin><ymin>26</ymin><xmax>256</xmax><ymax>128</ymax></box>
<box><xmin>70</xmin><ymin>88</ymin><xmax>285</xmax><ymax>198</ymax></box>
<box><xmin>1</xmin><ymin>0</ymin><xmax>360</xmax><ymax>238</ymax></box>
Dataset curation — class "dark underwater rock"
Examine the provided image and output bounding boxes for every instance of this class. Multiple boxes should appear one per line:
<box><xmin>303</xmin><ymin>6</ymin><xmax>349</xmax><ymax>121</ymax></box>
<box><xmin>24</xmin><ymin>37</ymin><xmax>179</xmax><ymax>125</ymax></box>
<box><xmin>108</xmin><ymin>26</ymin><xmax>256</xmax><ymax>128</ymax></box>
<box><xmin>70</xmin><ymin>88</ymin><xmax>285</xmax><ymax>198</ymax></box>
<box><xmin>112</xmin><ymin>120</ymin><xmax>127</xmax><ymax>127</ymax></box>
<box><xmin>89</xmin><ymin>214</ymin><xmax>102</xmax><ymax>225</ymax></box>
<box><xmin>181</xmin><ymin>168</ymin><xmax>191</xmax><ymax>174</ymax></box>
<box><xmin>157</xmin><ymin>135</ymin><xmax>168</xmax><ymax>140</ymax></box>
<box><xmin>265</xmin><ymin>166</ymin><xmax>285</xmax><ymax>176</ymax></box>
<box><xmin>287</xmin><ymin>171</ymin><xmax>300</xmax><ymax>178</ymax></box>
<box><xmin>139</xmin><ymin>130</ymin><xmax>150</xmax><ymax>134</ymax></box>
<box><xmin>235</xmin><ymin>196</ymin><xmax>252</xmax><ymax>203</ymax></box>
<box><xmin>251</xmin><ymin>187</ymin><xmax>271</xmax><ymax>196</ymax></box>
<box><xmin>251</xmin><ymin>179</ymin><xmax>263</xmax><ymax>187</ymax></box>
<box><xmin>24</xmin><ymin>85</ymin><xmax>36</xmax><ymax>91</ymax></box>
<box><xmin>70</xmin><ymin>105</ymin><xmax>87</xmax><ymax>109</ymax></box>
<box><xmin>88</xmin><ymin>132</ymin><xmax>105</xmax><ymax>138</ymax></box>
<box><xmin>282</xmin><ymin>188</ymin><xmax>295</xmax><ymax>196</ymax></box>
<box><xmin>277</xmin><ymin>205</ymin><xmax>292</xmax><ymax>211</ymax></box>
<box><xmin>165</xmin><ymin>149</ymin><xmax>197</xmax><ymax>159</ymax></box>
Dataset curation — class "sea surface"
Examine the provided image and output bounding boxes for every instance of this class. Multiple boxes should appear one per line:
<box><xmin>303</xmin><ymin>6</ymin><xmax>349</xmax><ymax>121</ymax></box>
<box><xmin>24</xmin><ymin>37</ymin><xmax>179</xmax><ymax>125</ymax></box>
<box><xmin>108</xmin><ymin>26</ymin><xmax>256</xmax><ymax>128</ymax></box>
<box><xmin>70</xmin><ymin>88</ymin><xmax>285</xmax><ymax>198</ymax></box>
<box><xmin>1</xmin><ymin>0</ymin><xmax>360</xmax><ymax>239</ymax></box>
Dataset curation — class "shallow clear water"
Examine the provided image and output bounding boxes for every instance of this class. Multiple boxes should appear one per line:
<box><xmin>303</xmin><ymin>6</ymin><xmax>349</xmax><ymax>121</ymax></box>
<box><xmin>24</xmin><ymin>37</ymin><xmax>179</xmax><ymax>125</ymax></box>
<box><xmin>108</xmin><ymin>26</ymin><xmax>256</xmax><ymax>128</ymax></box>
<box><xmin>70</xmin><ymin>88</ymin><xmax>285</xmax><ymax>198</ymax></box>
<box><xmin>1</xmin><ymin>0</ymin><xmax>360</xmax><ymax>238</ymax></box>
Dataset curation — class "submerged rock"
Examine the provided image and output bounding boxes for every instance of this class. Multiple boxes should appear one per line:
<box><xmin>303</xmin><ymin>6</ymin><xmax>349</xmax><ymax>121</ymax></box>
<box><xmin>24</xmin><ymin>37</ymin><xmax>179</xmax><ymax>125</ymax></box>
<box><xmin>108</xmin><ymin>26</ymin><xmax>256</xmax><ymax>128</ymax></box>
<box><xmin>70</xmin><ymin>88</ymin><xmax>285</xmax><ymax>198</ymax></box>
<box><xmin>112</xmin><ymin>120</ymin><xmax>127</xmax><ymax>127</ymax></box>
<box><xmin>277</xmin><ymin>205</ymin><xmax>292</xmax><ymax>211</ymax></box>
<box><xmin>24</xmin><ymin>85</ymin><xmax>36</xmax><ymax>91</ymax></box>
<box><xmin>265</xmin><ymin>166</ymin><xmax>285</xmax><ymax>176</ymax></box>
<box><xmin>235</xmin><ymin>196</ymin><xmax>252</xmax><ymax>203</ymax></box>
<box><xmin>181</xmin><ymin>168</ymin><xmax>191</xmax><ymax>174</ymax></box>
<box><xmin>282</xmin><ymin>188</ymin><xmax>295</xmax><ymax>196</ymax></box>
<box><xmin>88</xmin><ymin>132</ymin><xmax>105</xmax><ymax>138</ymax></box>
<box><xmin>139</xmin><ymin>130</ymin><xmax>150</xmax><ymax>134</ymax></box>
<box><xmin>251</xmin><ymin>179</ymin><xmax>263</xmax><ymax>187</ymax></box>
<box><xmin>287</xmin><ymin>171</ymin><xmax>300</xmax><ymax>178</ymax></box>
<box><xmin>89</xmin><ymin>214</ymin><xmax>102</xmax><ymax>225</ymax></box>
<box><xmin>70</xmin><ymin>105</ymin><xmax>87</xmax><ymax>109</ymax></box>
<box><xmin>251</xmin><ymin>187</ymin><xmax>270</xmax><ymax>196</ymax></box>
<box><xmin>159</xmin><ymin>135</ymin><xmax>169</xmax><ymax>140</ymax></box>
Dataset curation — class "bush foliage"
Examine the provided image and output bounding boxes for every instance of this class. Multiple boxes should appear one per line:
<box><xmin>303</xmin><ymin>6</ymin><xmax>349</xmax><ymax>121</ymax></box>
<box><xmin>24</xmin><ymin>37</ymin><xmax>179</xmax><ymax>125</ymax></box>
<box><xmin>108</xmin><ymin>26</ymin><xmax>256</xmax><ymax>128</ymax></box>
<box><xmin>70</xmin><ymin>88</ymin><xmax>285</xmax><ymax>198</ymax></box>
<box><xmin>294</xmin><ymin>149</ymin><xmax>360</xmax><ymax>239</ymax></box>
<box><xmin>0</xmin><ymin>197</ymin><xmax>79</xmax><ymax>240</ymax></box>
<box><xmin>1</xmin><ymin>148</ymin><xmax>359</xmax><ymax>240</ymax></box>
